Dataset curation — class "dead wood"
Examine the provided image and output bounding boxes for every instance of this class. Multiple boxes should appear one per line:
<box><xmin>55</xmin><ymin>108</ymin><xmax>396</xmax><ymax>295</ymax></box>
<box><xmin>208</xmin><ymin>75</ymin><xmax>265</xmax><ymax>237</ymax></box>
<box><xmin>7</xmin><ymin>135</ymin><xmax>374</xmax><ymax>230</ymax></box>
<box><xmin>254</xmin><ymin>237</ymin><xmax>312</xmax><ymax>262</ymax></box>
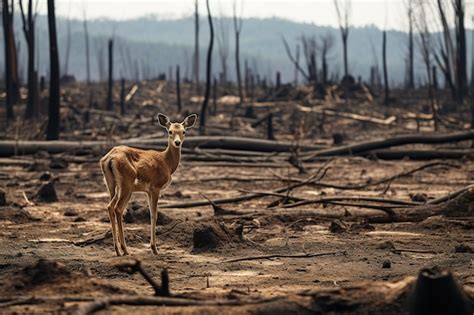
<box><xmin>223</xmin><ymin>250</ymin><xmax>346</xmax><ymax>263</ymax></box>
<box><xmin>366</xmin><ymin>186</ymin><xmax>474</xmax><ymax>223</ymax></box>
<box><xmin>116</xmin><ymin>260</ymin><xmax>169</xmax><ymax>296</ymax></box>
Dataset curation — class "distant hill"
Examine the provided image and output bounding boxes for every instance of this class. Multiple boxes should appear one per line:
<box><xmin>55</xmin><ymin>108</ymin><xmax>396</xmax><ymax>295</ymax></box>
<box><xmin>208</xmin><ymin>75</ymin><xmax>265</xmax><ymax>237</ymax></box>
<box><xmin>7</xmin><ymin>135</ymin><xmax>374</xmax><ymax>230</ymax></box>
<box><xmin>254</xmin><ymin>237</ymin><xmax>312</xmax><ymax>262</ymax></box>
<box><xmin>3</xmin><ymin>15</ymin><xmax>473</xmax><ymax>85</ymax></box>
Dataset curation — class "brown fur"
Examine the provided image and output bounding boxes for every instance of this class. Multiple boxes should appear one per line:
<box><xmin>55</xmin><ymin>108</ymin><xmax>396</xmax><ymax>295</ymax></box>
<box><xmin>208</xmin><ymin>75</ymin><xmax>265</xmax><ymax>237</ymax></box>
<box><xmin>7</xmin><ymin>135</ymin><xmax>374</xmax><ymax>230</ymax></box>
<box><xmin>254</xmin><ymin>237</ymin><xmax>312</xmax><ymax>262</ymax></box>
<box><xmin>99</xmin><ymin>114</ymin><xmax>196</xmax><ymax>256</ymax></box>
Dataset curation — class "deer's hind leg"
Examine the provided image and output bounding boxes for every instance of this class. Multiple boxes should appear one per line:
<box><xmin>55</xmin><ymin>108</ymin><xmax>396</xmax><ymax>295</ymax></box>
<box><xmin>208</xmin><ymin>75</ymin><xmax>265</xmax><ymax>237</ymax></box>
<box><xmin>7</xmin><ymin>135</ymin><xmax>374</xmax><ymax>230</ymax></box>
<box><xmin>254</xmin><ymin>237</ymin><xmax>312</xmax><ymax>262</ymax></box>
<box><xmin>107</xmin><ymin>191</ymin><xmax>122</xmax><ymax>256</ymax></box>
<box><xmin>115</xmin><ymin>184</ymin><xmax>132</xmax><ymax>255</ymax></box>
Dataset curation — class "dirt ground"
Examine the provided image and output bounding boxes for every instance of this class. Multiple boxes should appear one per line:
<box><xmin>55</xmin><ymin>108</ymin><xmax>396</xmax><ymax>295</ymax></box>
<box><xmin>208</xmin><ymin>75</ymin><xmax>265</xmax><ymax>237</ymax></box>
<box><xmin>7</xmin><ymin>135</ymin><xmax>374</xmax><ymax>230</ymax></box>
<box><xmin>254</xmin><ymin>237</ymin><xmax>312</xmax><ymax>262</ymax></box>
<box><xmin>0</xmin><ymin>82</ymin><xmax>473</xmax><ymax>313</ymax></box>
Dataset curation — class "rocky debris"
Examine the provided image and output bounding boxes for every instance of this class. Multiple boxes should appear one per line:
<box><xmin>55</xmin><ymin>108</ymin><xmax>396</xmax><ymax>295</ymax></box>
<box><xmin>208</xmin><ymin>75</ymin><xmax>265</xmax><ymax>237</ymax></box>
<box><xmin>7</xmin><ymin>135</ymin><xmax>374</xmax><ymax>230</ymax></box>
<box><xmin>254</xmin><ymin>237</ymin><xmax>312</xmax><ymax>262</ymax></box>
<box><xmin>376</xmin><ymin>241</ymin><xmax>396</xmax><ymax>251</ymax></box>
<box><xmin>35</xmin><ymin>181</ymin><xmax>58</xmax><ymax>202</ymax></box>
<box><xmin>329</xmin><ymin>220</ymin><xmax>348</xmax><ymax>233</ymax></box>
<box><xmin>49</xmin><ymin>157</ymin><xmax>68</xmax><ymax>169</ymax></box>
<box><xmin>192</xmin><ymin>219</ymin><xmax>243</xmax><ymax>251</ymax></box>
<box><xmin>382</xmin><ymin>260</ymin><xmax>391</xmax><ymax>269</ymax></box>
<box><xmin>454</xmin><ymin>244</ymin><xmax>472</xmax><ymax>253</ymax></box>
<box><xmin>39</xmin><ymin>172</ymin><xmax>52</xmax><ymax>181</ymax></box>
<box><xmin>14</xmin><ymin>259</ymin><xmax>71</xmax><ymax>289</ymax></box>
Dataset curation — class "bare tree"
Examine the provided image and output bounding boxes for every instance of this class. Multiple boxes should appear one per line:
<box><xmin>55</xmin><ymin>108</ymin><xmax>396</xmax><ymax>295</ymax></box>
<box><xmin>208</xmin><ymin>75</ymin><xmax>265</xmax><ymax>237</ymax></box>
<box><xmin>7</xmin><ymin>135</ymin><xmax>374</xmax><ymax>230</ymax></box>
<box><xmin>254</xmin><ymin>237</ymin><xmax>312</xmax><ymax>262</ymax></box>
<box><xmin>414</xmin><ymin>1</ymin><xmax>438</xmax><ymax>131</ymax></box>
<box><xmin>233</xmin><ymin>0</ymin><xmax>244</xmax><ymax>107</ymax></box>
<box><xmin>215</xmin><ymin>6</ymin><xmax>230</xmax><ymax>84</ymax></box>
<box><xmin>63</xmin><ymin>17</ymin><xmax>71</xmax><ymax>76</ymax></box>
<box><xmin>382</xmin><ymin>30</ymin><xmax>389</xmax><ymax>105</ymax></box>
<box><xmin>199</xmin><ymin>0</ymin><xmax>214</xmax><ymax>133</ymax></box>
<box><xmin>193</xmin><ymin>0</ymin><xmax>200</xmax><ymax>95</ymax></box>
<box><xmin>282</xmin><ymin>36</ymin><xmax>309</xmax><ymax>81</ymax></box>
<box><xmin>2</xmin><ymin>0</ymin><xmax>16</xmax><ymax>120</ymax></box>
<box><xmin>301</xmin><ymin>35</ymin><xmax>318</xmax><ymax>82</ymax></box>
<box><xmin>107</xmin><ymin>39</ymin><xmax>114</xmax><ymax>111</ymax></box>
<box><xmin>19</xmin><ymin>0</ymin><xmax>39</xmax><ymax>119</ymax></box>
<box><xmin>406</xmin><ymin>0</ymin><xmax>415</xmax><ymax>88</ymax></box>
<box><xmin>334</xmin><ymin>0</ymin><xmax>351</xmax><ymax>77</ymax></box>
<box><xmin>320</xmin><ymin>32</ymin><xmax>334</xmax><ymax>85</ymax></box>
<box><xmin>294</xmin><ymin>43</ymin><xmax>300</xmax><ymax>85</ymax></box>
<box><xmin>453</xmin><ymin>0</ymin><xmax>466</xmax><ymax>103</ymax></box>
<box><xmin>46</xmin><ymin>0</ymin><xmax>60</xmax><ymax>140</ymax></box>
<box><xmin>83</xmin><ymin>7</ymin><xmax>91</xmax><ymax>84</ymax></box>
<box><xmin>176</xmin><ymin>65</ymin><xmax>181</xmax><ymax>112</ymax></box>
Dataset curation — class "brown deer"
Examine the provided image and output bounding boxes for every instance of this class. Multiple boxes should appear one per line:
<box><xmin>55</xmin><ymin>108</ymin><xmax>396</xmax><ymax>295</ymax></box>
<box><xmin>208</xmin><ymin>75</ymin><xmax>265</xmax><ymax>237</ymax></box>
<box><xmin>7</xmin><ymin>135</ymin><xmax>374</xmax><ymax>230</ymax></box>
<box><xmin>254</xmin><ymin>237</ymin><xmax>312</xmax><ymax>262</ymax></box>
<box><xmin>99</xmin><ymin>113</ymin><xmax>197</xmax><ymax>256</ymax></box>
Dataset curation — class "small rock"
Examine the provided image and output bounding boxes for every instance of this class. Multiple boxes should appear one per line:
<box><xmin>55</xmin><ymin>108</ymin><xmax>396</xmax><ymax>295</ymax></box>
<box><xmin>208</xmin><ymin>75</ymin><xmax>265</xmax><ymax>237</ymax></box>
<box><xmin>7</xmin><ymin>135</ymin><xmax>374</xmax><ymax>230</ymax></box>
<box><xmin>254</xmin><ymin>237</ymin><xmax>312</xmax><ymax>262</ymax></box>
<box><xmin>74</xmin><ymin>217</ymin><xmax>87</xmax><ymax>222</ymax></box>
<box><xmin>39</xmin><ymin>172</ymin><xmax>52</xmax><ymax>181</ymax></box>
<box><xmin>382</xmin><ymin>260</ymin><xmax>391</xmax><ymax>269</ymax></box>
<box><xmin>0</xmin><ymin>188</ymin><xmax>6</xmax><ymax>206</ymax></box>
<box><xmin>454</xmin><ymin>244</ymin><xmax>472</xmax><ymax>253</ymax></box>
<box><xmin>329</xmin><ymin>220</ymin><xmax>347</xmax><ymax>233</ymax></box>
<box><xmin>36</xmin><ymin>181</ymin><xmax>58</xmax><ymax>202</ymax></box>
<box><xmin>376</xmin><ymin>240</ymin><xmax>396</xmax><ymax>251</ymax></box>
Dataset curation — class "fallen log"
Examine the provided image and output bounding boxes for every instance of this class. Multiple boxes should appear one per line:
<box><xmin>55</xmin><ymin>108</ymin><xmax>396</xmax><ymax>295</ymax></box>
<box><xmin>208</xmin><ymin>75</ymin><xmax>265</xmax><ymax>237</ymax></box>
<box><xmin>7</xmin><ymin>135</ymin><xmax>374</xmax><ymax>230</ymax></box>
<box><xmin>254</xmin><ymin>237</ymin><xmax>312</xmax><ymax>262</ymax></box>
<box><xmin>366</xmin><ymin>187</ymin><xmax>474</xmax><ymax>223</ymax></box>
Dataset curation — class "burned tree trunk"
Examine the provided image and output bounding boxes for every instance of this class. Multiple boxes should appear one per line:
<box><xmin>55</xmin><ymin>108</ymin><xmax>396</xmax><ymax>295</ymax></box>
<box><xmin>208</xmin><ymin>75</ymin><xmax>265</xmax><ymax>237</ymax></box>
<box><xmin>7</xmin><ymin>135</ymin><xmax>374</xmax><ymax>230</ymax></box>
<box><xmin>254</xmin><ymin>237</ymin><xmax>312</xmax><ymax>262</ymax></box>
<box><xmin>83</xmin><ymin>11</ymin><xmax>91</xmax><ymax>84</ymax></box>
<box><xmin>176</xmin><ymin>65</ymin><xmax>181</xmax><ymax>113</ymax></box>
<box><xmin>19</xmin><ymin>0</ymin><xmax>38</xmax><ymax>119</ymax></box>
<box><xmin>454</xmin><ymin>0</ymin><xmax>466</xmax><ymax>103</ymax></box>
<box><xmin>107</xmin><ymin>39</ymin><xmax>114</xmax><ymax>111</ymax></box>
<box><xmin>2</xmin><ymin>0</ymin><xmax>15</xmax><ymax>121</ymax></box>
<box><xmin>46</xmin><ymin>0</ymin><xmax>60</xmax><ymax>140</ymax></box>
<box><xmin>233</xmin><ymin>0</ymin><xmax>244</xmax><ymax>107</ymax></box>
<box><xmin>407</xmin><ymin>0</ymin><xmax>415</xmax><ymax>89</ymax></box>
<box><xmin>193</xmin><ymin>0</ymin><xmax>200</xmax><ymax>95</ymax></box>
<box><xmin>382</xmin><ymin>30</ymin><xmax>389</xmax><ymax>105</ymax></box>
<box><xmin>199</xmin><ymin>0</ymin><xmax>214</xmax><ymax>134</ymax></box>
<box><xmin>120</xmin><ymin>78</ymin><xmax>125</xmax><ymax>116</ymax></box>
<box><xmin>63</xmin><ymin>18</ymin><xmax>71</xmax><ymax>76</ymax></box>
<box><xmin>334</xmin><ymin>0</ymin><xmax>351</xmax><ymax>78</ymax></box>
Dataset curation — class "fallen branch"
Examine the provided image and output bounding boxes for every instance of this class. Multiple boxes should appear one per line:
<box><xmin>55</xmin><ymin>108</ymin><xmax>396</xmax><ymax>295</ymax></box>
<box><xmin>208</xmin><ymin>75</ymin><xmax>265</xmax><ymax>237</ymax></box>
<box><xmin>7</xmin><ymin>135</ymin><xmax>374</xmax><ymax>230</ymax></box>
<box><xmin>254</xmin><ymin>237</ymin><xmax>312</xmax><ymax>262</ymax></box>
<box><xmin>223</xmin><ymin>250</ymin><xmax>346</xmax><ymax>263</ymax></box>
<box><xmin>116</xmin><ymin>260</ymin><xmax>169</xmax><ymax>296</ymax></box>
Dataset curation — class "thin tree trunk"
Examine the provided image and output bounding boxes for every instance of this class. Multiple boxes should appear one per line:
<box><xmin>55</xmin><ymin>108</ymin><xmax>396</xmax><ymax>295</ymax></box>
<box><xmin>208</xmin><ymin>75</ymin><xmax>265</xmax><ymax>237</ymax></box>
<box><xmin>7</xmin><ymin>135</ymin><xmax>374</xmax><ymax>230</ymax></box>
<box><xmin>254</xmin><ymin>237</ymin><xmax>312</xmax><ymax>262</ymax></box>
<box><xmin>408</xmin><ymin>2</ymin><xmax>414</xmax><ymax>89</ymax></box>
<box><xmin>83</xmin><ymin>14</ymin><xmax>91</xmax><ymax>84</ymax></box>
<box><xmin>343</xmin><ymin>35</ymin><xmax>348</xmax><ymax>77</ymax></box>
<box><xmin>382</xmin><ymin>31</ymin><xmax>389</xmax><ymax>105</ymax></box>
<box><xmin>193</xmin><ymin>0</ymin><xmax>200</xmax><ymax>95</ymax></box>
<box><xmin>64</xmin><ymin>18</ymin><xmax>71</xmax><ymax>76</ymax></box>
<box><xmin>107</xmin><ymin>39</ymin><xmax>114</xmax><ymax>111</ymax></box>
<box><xmin>2</xmin><ymin>0</ymin><xmax>15</xmax><ymax>120</ymax></box>
<box><xmin>46</xmin><ymin>0</ymin><xmax>60</xmax><ymax>140</ymax></box>
<box><xmin>199</xmin><ymin>0</ymin><xmax>214</xmax><ymax>134</ymax></box>
<box><xmin>176</xmin><ymin>65</ymin><xmax>181</xmax><ymax>113</ymax></box>
<box><xmin>120</xmin><ymin>78</ymin><xmax>125</xmax><ymax>116</ymax></box>
<box><xmin>454</xmin><ymin>0</ymin><xmax>466</xmax><ymax>103</ymax></box>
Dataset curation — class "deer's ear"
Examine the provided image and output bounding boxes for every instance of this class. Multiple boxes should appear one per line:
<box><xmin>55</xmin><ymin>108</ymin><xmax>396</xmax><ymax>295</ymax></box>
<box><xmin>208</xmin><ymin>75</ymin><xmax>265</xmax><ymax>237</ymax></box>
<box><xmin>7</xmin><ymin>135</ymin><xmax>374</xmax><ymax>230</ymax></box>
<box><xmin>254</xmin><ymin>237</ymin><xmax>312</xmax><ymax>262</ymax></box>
<box><xmin>182</xmin><ymin>114</ymin><xmax>197</xmax><ymax>129</ymax></box>
<box><xmin>157</xmin><ymin>113</ymin><xmax>171</xmax><ymax>129</ymax></box>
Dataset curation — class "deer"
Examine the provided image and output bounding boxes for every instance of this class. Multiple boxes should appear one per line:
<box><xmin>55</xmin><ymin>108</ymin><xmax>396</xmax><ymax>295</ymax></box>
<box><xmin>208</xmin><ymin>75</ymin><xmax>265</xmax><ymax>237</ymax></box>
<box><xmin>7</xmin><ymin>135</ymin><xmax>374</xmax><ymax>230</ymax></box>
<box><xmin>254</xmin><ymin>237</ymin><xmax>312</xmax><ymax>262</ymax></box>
<box><xmin>99</xmin><ymin>113</ymin><xmax>197</xmax><ymax>256</ymax></box>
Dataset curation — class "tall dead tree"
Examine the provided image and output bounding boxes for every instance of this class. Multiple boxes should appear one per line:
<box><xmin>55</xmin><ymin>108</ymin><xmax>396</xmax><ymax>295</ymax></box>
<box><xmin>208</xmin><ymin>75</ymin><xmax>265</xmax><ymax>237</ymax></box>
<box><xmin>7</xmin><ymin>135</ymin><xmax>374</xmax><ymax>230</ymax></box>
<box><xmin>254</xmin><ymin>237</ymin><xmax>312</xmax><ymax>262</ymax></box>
<box><xmin>320</xmin><ymin>32</ymin><xmax>334</xmax><ymax>85</ymax></box>
<box><xmin>453</xmin><ymin>0</ymin><xmax>466</xmax><ymax>103</ymax></box>
<box><xmin>46</xmin><ymin>0</ymin><xmax>60</xmax><ymax>140</ymax></box>
<box><xmin>199</xmin><ymin>0</ymin><xmax>214</xmax><ymax>134</ymax></box>
<box><xmin>334</xmin><ymin>0</ymin><xmax>351</xmax><ymax>78</ymax></box>
<box><xmin>471</xmin><ymin>16</ymin><xmax>474</xmax><ymax>93</ymax></box>
<box><xmin>282</xmin><ymin>36</ymin><xmax>309</xmax><ymax>82</ymax></box>
<box><xmin>83</xmin><ymin>8</ymin><xmax>91</xmax><ymax>84</ymax></box>
<box><xmin>107</xmin><ymin>39</ymin><xmax>114</xmax><ymax>111</ymax></box>
<box><xmin>406</xmin><ymin>0</ymin><xmax>415</xmax><ymax>89</ymax></box>
<box><xmin>301</xmin><ymin>35</ymin><xmax>318</xmax><ymax>82</ymax></box>
<box><xmin>414</xmin><ymin>2</ymin><xmax>438</xmax><ymax>131</ymax></box>
<box><xmin>63</xmin><ymin>17</ymin><xmax>71</xmax><ymax>76</ymax></box>
<box><xmin>382</xmin><ymin>30</ymin><xmax>389</xmax><ymax>105</ymax></box>
<box><xmin>2</xmin><ymin>0</ymin><xmax>16</xmax><ymax>120</ymax></box>
<box><xmin>176</xmin><ymin>65</ymin><xmax>181</xmax><ymax>112</ymax></box>
<box><xmin>294</xmin><ymin>43</ymin><xmax>300</xmax><ymax>85</ymax></box>
<box><xmin>216</xmin><ymin>11</ymin><xmax>230</xmax><ymax>84</ymax></box>
<box><xmin>19</xmin><ymin>0</ymin><xmax>39</xmax><ymax>119</ymax></box>
<box><xmin>193</xmin><ymin>0</ymin><xmax>200</xmax><ymax>95</ymax></box>
<box><xmin>233</xmin><ymin>0</ymin><xmax>244</xmax><ymax>107</ymax></box>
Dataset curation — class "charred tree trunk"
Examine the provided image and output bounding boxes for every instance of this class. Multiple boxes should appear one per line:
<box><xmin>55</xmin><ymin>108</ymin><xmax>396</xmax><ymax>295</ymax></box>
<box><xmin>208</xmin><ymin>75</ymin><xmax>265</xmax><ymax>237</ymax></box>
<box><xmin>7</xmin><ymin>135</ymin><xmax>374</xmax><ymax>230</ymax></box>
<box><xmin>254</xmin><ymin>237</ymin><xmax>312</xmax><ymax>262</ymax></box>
<box><xmin>454</xmin><ymin>0</ymin><xmax>466</xmax><ymax>103</ymax></box>
<box><xmin>20</xmin><ymin>0</ymin><xmax>38</xmax><ymax>119</ymax></box>
<box><xmin>199</xmin><ymin>0</ymin><xmax>214</xmax><ymax>134</ymax></box>
<box><xmin>63</xmin><ymin>18</ymin><xmax>71</xmax><ymax>76</ymax></box>
<box><xmin>2</xmin><ymin>0</ymin><xmax>15</xmax><ymax>121</ymax></box>
<box><xmin>193</xmin><ymin>0</ymin><xmax>200</xmax><ymax>95</ymax></box>
<box><xmin>120</xmin><ymin>78</ymin><xmax>125</xmax><ymax>116</ymax></box>
<box><xmin>382</xmin><ymin>30</ymin><xmax>389</xmax><ymax>105</ymax></box>
<box><xmin>176</xmin><ymin>65</ymin><xmax>181</xmax><ymax>113</ymax></box>
<box><xmin>106</xmin><ymin>39</ymin><xmax>114</xmax><ymax>111</ymax></box>
<box><xmin>46</xmin><ymin>0</ymin><xmax>60</xmax><ymax>140</ymax></box>
<box><xmin>407</xmin><ymin>1</ymin><xmax>415</xmax><ymax>89</ymax></box>
<box><xmin>276</xmin><ymin>71</ymin><xmax>281</xmax><ymax>90</ymax></box>
<box><xmin>83</xmin><ymin>13</ymin><xmax>91</xmax><ymax>84</ymax></box>
<box><xmin>233</xmin><ymin>0</ymin><xmax>244</xmax><ymax>108</ymax></box>
<box><xmin>212</xmin><ymin>76</ymin><xmax>217</xmax><ymax>115</ymax></box>
<box><xmin>432</xmin><ymin>66</ymin><xmax>439</xmax><ymax>90</ymax></box>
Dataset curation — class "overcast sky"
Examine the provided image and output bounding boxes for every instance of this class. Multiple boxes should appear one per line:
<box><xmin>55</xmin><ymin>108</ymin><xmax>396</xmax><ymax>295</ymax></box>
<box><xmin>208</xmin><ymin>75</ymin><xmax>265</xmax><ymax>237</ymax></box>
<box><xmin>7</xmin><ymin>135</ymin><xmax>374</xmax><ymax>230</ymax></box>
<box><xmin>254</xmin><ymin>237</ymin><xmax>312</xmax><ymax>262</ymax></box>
<box><xmin>36</xmin><ymin>0</ymin><xmax>474</xmax><ymax>32</ymax></box>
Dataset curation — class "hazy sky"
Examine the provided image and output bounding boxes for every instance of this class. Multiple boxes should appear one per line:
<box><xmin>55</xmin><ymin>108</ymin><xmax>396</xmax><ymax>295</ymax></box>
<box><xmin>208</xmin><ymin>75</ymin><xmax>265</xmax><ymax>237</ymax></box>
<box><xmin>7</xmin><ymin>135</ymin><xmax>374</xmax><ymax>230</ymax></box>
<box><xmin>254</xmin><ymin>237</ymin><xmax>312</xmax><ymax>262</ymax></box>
<box><xmin>37</xmin><ymin>0</ymin><xmax>474</xmax><ymax>32</ymax></box>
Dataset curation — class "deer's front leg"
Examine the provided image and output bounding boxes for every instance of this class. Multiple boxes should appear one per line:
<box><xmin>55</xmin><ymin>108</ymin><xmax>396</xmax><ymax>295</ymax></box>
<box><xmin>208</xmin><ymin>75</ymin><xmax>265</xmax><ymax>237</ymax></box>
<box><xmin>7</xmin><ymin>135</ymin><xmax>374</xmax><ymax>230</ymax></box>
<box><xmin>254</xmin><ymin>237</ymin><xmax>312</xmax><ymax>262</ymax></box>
<box><xmin>148</xmin><ymin>189</ymin><xmax>160</xmax><ymax>255</ymax></box>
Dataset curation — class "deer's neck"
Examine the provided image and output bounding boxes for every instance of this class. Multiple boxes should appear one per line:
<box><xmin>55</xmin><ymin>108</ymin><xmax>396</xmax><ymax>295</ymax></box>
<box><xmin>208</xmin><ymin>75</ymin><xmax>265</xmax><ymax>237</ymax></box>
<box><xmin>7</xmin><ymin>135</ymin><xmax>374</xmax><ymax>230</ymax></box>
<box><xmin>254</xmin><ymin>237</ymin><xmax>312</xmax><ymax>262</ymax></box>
<box><xmin>163</xmin><ymin>141</ymin><xmax>181</xmax><ymax>175</ymax></box>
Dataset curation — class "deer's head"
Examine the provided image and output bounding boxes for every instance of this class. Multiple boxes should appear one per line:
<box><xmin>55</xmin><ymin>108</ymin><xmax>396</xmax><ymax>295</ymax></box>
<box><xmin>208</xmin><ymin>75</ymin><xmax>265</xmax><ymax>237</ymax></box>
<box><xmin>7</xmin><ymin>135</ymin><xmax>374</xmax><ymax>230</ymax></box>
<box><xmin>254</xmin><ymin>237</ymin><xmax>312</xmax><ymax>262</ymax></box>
<box><xmin>157</xmin><ymin>113</ymin><xmax>197</xmax><ymax>148</ymax></box>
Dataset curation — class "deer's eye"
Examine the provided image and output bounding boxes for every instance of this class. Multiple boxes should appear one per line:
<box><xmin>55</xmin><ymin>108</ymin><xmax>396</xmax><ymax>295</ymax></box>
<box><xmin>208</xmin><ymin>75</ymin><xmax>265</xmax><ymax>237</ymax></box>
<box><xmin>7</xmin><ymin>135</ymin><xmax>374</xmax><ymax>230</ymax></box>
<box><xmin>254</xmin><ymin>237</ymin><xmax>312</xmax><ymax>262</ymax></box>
<box><xmin>183</xmin><ymin>131</ymin><xmax>186</xmax><ymax>135</ymax></box>
<box><xmin>168</xmin><ymin>131</ymin><xmax>172</xmax><ymax>135</ymax></box>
